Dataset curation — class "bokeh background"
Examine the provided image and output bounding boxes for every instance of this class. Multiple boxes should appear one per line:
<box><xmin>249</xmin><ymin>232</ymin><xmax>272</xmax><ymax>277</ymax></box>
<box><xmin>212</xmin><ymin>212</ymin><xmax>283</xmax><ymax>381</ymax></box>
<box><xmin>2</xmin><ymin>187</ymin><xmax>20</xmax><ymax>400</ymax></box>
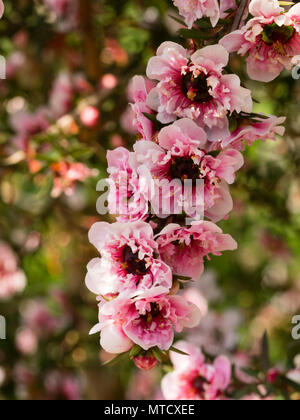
<box><xmin>0</xmin><ymin>0</ymin><xmax>300</xmax><ymax>400</ymax></box>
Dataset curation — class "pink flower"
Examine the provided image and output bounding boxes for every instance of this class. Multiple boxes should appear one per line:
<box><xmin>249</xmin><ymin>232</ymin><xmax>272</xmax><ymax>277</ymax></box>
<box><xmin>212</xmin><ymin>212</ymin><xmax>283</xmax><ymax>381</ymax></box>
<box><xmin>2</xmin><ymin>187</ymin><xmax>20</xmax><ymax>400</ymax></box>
<box><xmin>133</xmin><ymin>119</ymin><xmax>244</xmax><ymax>221</ymax></box>
<box><xmin>161</xmin><ymin>341</ymin><xmax>231</xmax><ymax>400</ymax></box>
<box><xmin>106</xmin><ymin>147</ymin><xmax>152</xmax><ymax>222</ymax></box>
<box><xmin>80</xmin><ymin>106</ymin><xmax>100</xmax><ymax>128</ymax></box>
<box><xmin>51</xmin><ymin>162</ymin><xmax>97</xmax><ymax>198</ymax></box>
<box><xmin>128</xmin><ymin>76</ymin><xmax>156</xmax><ymax>141</ymax></box>
<box><xmin>90</xmin><ymin>288</ymin><xmax>201</xmax><ymax>354</ymax></box>
<box><xmin>156</xmin><ymin>221</ymin><xmax>237</xmax><ymax>279</ymax></box>
<box><xmin>220</xmin><ymin>0</ymin><xmax>300</xmax><ymax>82</ymax></box>
<box><xmin>0</xmin><ymin>243</ymin><xmax>26</xmax><ymax>300</ymax></box>
<box><xmin>173</xmin><ymin>0</ymin><xmax>220</xmax><ymax>29</ymax></box>
<box><xmin>86</xmin><ymin>221</ymin><xmax>172</xmax><ymax>297</ymax></box>
<box><xmin>146</xmin><ymin>42</ymin><xmax>252</xmax><ymax>134</ymax></box>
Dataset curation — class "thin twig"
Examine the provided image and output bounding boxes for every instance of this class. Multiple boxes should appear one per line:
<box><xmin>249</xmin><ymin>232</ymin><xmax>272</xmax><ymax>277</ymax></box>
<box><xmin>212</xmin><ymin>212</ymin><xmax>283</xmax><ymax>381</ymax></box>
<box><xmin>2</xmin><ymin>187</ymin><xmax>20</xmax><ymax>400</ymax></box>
<box><xmin>232</xmin><ymin>0</ymin><xmax>249</xmax><ymax>31</ymax></box>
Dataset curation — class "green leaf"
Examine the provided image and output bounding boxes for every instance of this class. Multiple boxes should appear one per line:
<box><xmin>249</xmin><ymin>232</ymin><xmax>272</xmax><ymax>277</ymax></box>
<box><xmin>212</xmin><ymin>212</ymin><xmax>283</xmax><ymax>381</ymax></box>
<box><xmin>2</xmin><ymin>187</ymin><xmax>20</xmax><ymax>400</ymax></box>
<box><xmin>170</xmin><ymin>346</ymin><xmax>190</xmax><ymax>356</ymax></box>
<box><xmin>261</xmin><ymin>331</ymin><xmax>270</xmax><ymax>371</ymax></box>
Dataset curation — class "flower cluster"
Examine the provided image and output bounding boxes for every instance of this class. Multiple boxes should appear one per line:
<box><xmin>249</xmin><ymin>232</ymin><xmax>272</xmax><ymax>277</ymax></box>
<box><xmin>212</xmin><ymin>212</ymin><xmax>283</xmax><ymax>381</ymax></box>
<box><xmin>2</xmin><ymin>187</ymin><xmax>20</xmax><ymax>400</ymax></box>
<box><xmin>86</xmin><ymin>0</ymin><xmax>289</xmax><ymax>388</ymax></box>
<box><xmin>220</xmin><ymin>0</ymin><xmax>300</xmax><ymax>82</ymax></box>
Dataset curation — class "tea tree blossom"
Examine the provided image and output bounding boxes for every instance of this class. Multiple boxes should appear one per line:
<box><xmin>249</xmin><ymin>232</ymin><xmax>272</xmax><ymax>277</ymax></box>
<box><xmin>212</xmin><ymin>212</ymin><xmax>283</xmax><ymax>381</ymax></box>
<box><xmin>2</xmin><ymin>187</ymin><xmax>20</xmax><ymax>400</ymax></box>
<box><xmin>146</xmin><ymin>42</ymin><xmax>252</xmax><ymax>136</ymax></box>
<box><xmin>133</xmin><ymin>118</ymin><xmax>244</xmax><ymax>221</ymax></box>
<box><xmin>90</xmin><ymin>288</ymin><xmax>201</xmax><ymax>354</ymax></box>
<box><xmin>156</xmin><ymin>221</ymin><xmax>237</xmax><ymax>280</ymax></box>
<box><xmin>161</xmin><ymin>341</ymin><xmax>231</xmax><ymax>400</ymax></box>
<box><xmin>86</xmin><ymin>222</ymin><xmax>172</xmax><ymax>297</ymax></box>
<box><xmin>220</xmin><ymin>0</ymin><xmax>300</xmax><ymax>82</ymax></box>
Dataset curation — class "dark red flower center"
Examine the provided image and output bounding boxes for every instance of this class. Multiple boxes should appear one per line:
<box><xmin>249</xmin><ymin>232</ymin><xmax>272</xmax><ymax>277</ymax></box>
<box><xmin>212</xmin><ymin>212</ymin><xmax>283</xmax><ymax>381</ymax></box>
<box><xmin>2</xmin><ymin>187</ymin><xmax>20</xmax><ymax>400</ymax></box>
<box><xmin>182</xmin><ymin>70</ymin><xmax>212</xmax><ymax>103</ymax></box>
<box><xmin>122</xmin><ymin>246</ymin><xmax>148</xmax><ymax>275</ymax></box>
<box><xmin>170</xmin><ymin>157</ymin><xmax>200</xmax><ymax>182</ymax></box>
<box><xmin>262</xmin><ymin>23</ymin><xmax>295</xmax><ymax>45</ymax></box>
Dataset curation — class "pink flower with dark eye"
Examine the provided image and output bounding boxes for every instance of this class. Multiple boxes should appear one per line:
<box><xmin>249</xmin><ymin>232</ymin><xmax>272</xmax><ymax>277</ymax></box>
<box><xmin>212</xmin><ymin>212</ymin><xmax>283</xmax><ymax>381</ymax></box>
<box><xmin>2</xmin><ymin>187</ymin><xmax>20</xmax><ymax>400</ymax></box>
<box><xmin>173</xmin><ymin>0</ymin><xmax>220</xmax><ymax>29</ymax></box>
<box><xmin>90</xmin><ymin>288</ymin><xmax>201</xmax><ymax>354</ymax></box>
<box><xmin>161</xmin><ymin>341</ymin><xmax>231</xmax><ymax>400</ymax></box>
<box><xmin>86</xmin><ymin>222</ymin><xmax>173</xmax><ymax>297</ymax></box>
<box><xmin>156</xmin><ymin>221</ymin><xmax>237</xmax><ymax>280</ymax></box>
<box><xmin>220</xmin><ymin>0</ymin><xmax>300</xmax><ymax>82</ymax></box>
<box><xmin>133</xmin><ymin>119</ymin><xmax>244</xmax><ymax>222</ymax></box>
<box><xmin>0</xmin><ymin>243</ymin><xmax>26</xmax><ymax>300</ymax></box>
<box><xmin>146</xmin><ymin>42</ymin><xmax>252</xmax><ymax>136</ymax></box>
<box><xmin>106</xmin><ymin>147</ymin><xmax>152</xmax><ymax>222</ymax></box>
<box><xmin>128</xmin><ymin>76</ymin><xmax>156</xmax><ymax>141</ymax></box>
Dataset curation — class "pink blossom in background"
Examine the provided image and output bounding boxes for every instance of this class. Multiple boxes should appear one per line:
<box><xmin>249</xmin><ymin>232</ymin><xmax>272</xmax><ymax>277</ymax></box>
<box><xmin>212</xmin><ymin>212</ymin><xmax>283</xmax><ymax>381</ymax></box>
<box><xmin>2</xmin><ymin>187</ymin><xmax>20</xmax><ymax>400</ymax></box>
<box><xmin>0</xmin><ymin>242</ymin><xmax>26</xmax><ymax>300</ymax></box>
<box><xmin>80</xmin><ymin>106</ymin><xmax>100</xmax><ymax>128</ymax></box>
<box><xmin>44</xmin><ymin>371</ymin><xmax>82</xmax><ymax>400</ymax></box>
<box><xmin>0</xmin><ymin>0</ymin><xmax>4</xmax><ymax>19</ymax></box>
<box><xmin>50</xmin><ymin>161</ymin><xmax>97</xmax><ymax>198</ymax></box>
<box><xmin>146</xmin><ymin>42</ymin><xmax>252</xmax><ymax>136</ymax></box>
<box><xmin>86</xmin><ymin>221</ymin><xmax>172</xmax><ymax>297</ymax></box>
<box><xmin>128</xmin><ymin>76</ymin><xmax>156</xmax><ymax>141</ymax></box>
<box><xmin>15</xmin><ymin>328</ymin><xmax>38</xmax><ymax>356</ymax></box>
<box><xmin>156</xmin><ymin>221</ymin><xmax>237</xmax><ymax>280</ymax></box>
<box><xmin>106</xmin><ymin>147</ymin><xmax>152</xmax><ymax>222</ymax></box>
<box><xmin>90</xmin><ymin>287</ymin><xmax>201</xmax><ymax>354</ymax></box>
<box><xmin>186</xmin><ymin>309</ymin><xmax>243</xmax><ymax>356</ymax></box>
<box><xmin>6</xmin><ymin>51</ymin><xmax>26</xmax><ymax>79</ymax></box>
<box><xmin>48</xmin><ymin>72</ymin><xmax>74</xmax><ymax>118</ymax></box>
<box><xmin>220</xmin><ymin>0</ymin><xmax>300</xmax><ymax>82</ymax></box>
<box><xmin>21</xmin><ymin>299</ymin><xmax>66</xmax><ymax>338</ymax></box>
<box><xmin>161</xmin><ymin>341</ymin><xmax>231</xmax><ymax>400</ymax></box>
<box><xmin>133</xmin><ymin>118</ymin><xmax>244</xmax><ymax>221</ymax></box>
<box><xmin>43</xmin><ymin>0</ymin><xmax>78</xmax><ymax>32</ymax></box>
<box><xmin>173</xmin><ymin>0</ymin><xmax>220</xmax><ymax>29</ymax></box>
<box><xmin>10</xmin><ymin>108</ymin><xmax>50</xmax><ymax>151</ymax></box>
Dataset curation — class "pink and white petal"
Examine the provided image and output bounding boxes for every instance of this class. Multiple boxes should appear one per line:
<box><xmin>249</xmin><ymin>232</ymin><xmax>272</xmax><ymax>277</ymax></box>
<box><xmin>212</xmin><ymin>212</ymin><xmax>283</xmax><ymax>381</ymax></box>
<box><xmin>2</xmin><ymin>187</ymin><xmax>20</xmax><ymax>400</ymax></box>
<box><xmin>88</xmin><ymin>222</ymin><xmax>112</xmax><ymax>252</ymax></box>
<box><xmin>192</xmin><ymin>44</ymin><xmax>229</xmax><ymax>71</ymax></box>
<box><xmin>100</xmin><ymin>324</ymin><xmax>133</xmax><ymax>354</ymax></box>
<box><xmin>219</xmin><ymin>31</ymin><xmax>245</xmax><ymax>53</ymax></box>
<box><xmin>213</xmin><ymin>355</ymin><xmax>232</xmax><ymax>390</ymax></box>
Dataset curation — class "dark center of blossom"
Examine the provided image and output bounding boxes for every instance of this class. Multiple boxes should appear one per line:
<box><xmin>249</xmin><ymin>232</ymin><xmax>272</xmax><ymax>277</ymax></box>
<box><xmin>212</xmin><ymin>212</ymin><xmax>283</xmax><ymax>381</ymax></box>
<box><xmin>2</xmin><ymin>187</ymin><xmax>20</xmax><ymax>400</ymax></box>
<box><xmin>143</xmin><ymin>303</ymin><xmax>161</xmax><ymax>324</ymax></box>
<box><xmin>122</xmin><ymin>246</ymin><xmax>148</xmax><ymax>275</ymax></box>
<box><xmin>262</xmin><ymin>23</ymin><xmax>295</xmax><ymax>45</ymax></box>
<box><xmin>170</xmin><ymin>157</ymin><xmax>200</xmax><ymax>182</ymax></box>
<box><xmin>182</xmin><ymin>70</ymin><xmax>212</xmax><ymax>103</ymax></box>
<box><xmin>192</xmin><ymin>376</ymin><xmax>208</xmax><ymax>395</ymax></box>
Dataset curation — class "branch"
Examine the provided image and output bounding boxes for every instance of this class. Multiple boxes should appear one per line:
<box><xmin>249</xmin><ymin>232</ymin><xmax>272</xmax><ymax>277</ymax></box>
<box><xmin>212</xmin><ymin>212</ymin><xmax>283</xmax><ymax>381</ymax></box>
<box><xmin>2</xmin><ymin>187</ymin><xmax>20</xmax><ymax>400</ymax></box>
<box><xmin>232</xmin><ymin>0</ymin><xmax>249</xmax><ymax>31</ymax></box>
